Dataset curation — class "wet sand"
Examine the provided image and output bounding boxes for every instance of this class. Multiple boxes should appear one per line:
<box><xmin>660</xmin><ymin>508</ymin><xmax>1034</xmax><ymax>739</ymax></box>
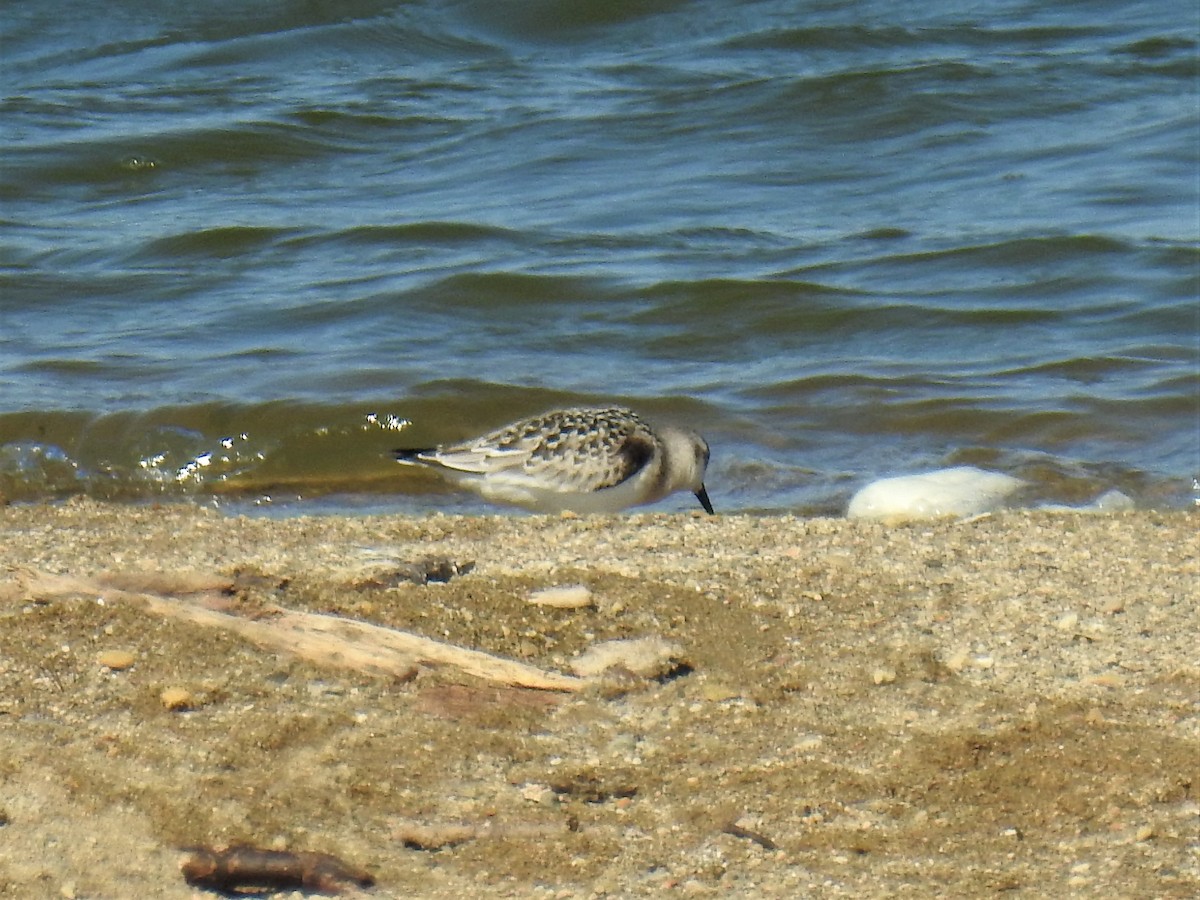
<box><xmin>1</xmin><ymin>500</ymin><xmax>1196</xmax><ymax>898</ymax></box>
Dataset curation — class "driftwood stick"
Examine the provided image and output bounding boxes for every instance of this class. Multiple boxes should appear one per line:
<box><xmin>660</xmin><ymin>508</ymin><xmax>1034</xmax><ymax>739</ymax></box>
<box><xmin>8</xmin><ymin>569</ymin><xmax>584</xmax><ymax>692</ymax></box>
<box><xmin>131</xmin><ymin>593</ymin><xmax>583</xmax><ymax>691</ymax></box>
<box><xmin>261</xmin><ymin>604</ymin><xmax>584</xmax><ymax>691</ymax></box>
<box><xmin>181</xmin><ymin>845</ymin><xmax>374</xmax><ymax>894</ymax></box>
<box><xmin>133</xmin><ymin>592</ymin><xmax>424</xmax><ymax>682</ymax></box>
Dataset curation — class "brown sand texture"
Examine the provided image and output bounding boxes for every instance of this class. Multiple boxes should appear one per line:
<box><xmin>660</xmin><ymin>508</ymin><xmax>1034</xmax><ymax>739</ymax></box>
<box><xmin>0</xmin><ymin>499</ymin><xmax>1196</xmax><ymax>898</ymax></box>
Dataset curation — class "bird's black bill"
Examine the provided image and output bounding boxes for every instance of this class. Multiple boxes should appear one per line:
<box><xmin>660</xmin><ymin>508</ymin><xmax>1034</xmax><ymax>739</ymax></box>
<box><xmin>695</xmin><ymin>485</ymin><xmax>714</xmax><ymax>515</ymax></box>
<box><xmin>393</xmin><ymin>448</ymin><xmax>433</xmax><ymax>462</ymax></box>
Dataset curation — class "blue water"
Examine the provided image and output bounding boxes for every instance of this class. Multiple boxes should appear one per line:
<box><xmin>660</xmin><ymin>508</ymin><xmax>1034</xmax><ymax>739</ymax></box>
<box><xmin>1</xmin><ymin>0</ymin><xmax>1197</xmax><ymax>513</ymax></box>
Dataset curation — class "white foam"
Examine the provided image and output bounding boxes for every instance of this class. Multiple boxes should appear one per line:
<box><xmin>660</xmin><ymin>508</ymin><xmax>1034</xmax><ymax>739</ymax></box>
<box><xmin>1038</xmin><ymin>489</ymin><xmax>1135</xmax><ymax>513</ymax></box>
<box><xmin>846</xmin><ymin>466</ymin><xmax>1024</xmax><ymax>521</ymax></box>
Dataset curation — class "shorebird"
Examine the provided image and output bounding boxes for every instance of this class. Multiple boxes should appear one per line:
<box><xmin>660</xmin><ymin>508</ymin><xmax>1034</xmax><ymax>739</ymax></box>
<box><xmin>394</xmin><ymin>406</ymin><xmax>713</xmax><ymax>514</ymax></box>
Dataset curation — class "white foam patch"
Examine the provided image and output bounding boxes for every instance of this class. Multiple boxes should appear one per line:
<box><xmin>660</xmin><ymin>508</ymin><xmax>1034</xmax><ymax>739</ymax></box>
<box><xmin>1038</xmin><ymin>489</ymin><xmax>1135</xmax><ymax>513</ymax></box>
<box><xmin>846</xmin><ymin>466</ymin><xmax>1025</xmax><ymax>521</ymax></box>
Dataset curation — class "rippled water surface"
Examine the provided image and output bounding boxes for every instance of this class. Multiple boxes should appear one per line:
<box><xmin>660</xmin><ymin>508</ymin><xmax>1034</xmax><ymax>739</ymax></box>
<box><xmin>1</xmin><ymin>0</ymin><xmax>1197</xmax><ymax>513</ymax></box>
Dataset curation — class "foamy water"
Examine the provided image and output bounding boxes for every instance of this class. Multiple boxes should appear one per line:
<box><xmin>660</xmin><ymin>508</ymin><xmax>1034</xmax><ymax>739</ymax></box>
<box><xmin>2</xmin><ymin>0</ymin><xmax>1196</xmax><ymax>513</ymax></box>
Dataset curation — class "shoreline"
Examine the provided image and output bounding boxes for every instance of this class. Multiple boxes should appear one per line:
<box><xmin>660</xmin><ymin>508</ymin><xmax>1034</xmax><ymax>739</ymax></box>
<box><xmin>1</xmin><ymin>500</ymin><xmax>1196</xmax><ymax>897</ymax></box>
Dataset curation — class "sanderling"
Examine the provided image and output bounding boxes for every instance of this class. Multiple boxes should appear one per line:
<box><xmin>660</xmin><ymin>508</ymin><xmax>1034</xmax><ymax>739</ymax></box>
<box><xmin>394</xmin><ymin>406</ymin><xmax>713</xmax><ymax>514</ymax></box>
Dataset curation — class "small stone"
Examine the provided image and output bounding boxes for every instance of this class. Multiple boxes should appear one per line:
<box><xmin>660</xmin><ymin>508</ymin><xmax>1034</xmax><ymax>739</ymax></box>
<box><xmin>520</xmin><ymin>783</ymin><xmax>555</xmax><ymax>806</ymax></box>
<box><xmin>945</xmin><ymin>650</ymin><xmax>969</xmax><ymax>673</ymax></box>
<box><xmin>160</xmin><ymin>687</ymin><xmax>193</xmax><ymax>711</ymax></box>
<box><xmin>1134</xmin><ymin>825</ymin><xmax>1154</xmax><ymax>842</ymax></box>
<box><xmin>795</xmin><ymin>734</ymin><xmax>824</xmax><ymax>752</ymax></box>
<box><xmin>571</xmin><ymin>637</ymin><xmax>687</xmax><ymax>679</ymax></box>
<box><xmin>527</xmin><ymin>585</ymin><xmax>594</xmax><ymax>609</ymax></box>
<box><xmin>97</xmin><ymin>650</ymin><xmax>136</xmax><ymax>671</ymax></box>
<box><xmin>872</xmin><ymin>667</ymin><xmax>897</xmax><ymax>685</ymax></box>
<box><xmin>1055</xmin><ymin>612</ymin><xmax>1079</xmax><ymax>632</ymax></box>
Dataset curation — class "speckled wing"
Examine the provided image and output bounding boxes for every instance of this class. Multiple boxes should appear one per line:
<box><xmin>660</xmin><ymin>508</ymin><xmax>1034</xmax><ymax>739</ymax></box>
<box><xmin>431</xmin><ymin>407</ymin><xmax>657</xmax><ymax>493</ymax></box>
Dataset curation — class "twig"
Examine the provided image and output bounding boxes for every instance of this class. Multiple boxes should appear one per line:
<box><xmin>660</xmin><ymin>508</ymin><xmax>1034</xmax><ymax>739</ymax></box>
<box><xmin>392</xmin><ymin>819</ymin><xmax>567</xmax><ymax>851</ymax></box>
<box><xmin>180</xmin><ymin>845</ymin><xmax>374</xmax><ymax>895</ymax></box>
<box><xmin>722</xmin><ymin>819</ymin><xmax>779</xmax><ymax>851</ymax></box>
<box><xmin>9</xmin><ymin>569</ymin><xmax>584</xmax><ymax>692</ymax></box>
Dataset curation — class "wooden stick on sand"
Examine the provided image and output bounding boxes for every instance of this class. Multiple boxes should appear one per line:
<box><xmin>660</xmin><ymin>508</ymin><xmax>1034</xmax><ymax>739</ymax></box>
<box><xmin>10</xmin><ymin>570</ymin><xmax>584</xmax><ymax>692</ymax></box>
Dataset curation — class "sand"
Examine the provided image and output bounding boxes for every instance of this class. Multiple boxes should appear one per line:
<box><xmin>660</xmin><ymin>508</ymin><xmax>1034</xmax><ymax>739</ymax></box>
<box><xmin>0</xmin><ymin>499</ymin><xmax>1196</xmax><ymax>898</ymax></box>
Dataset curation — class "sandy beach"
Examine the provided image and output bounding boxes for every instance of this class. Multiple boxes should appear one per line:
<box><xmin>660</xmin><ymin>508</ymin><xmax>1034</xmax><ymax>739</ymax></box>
<box><xmin>0</xmin><ymin>499</ymin><xmax>1196</xmax><ymax>898</ymax></box>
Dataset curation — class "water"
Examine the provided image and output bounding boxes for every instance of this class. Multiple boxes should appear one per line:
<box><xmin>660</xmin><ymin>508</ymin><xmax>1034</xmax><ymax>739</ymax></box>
<box><xmin>1</xmin><ymin>0</ymin><xmax>1197</xmax><ymax>514</ymax></box>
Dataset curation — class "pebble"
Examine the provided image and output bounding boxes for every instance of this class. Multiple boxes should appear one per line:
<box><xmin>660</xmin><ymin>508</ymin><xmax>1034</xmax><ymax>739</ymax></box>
<box><xmin>97</xmin><ymin>650</ymin><xmax>136</xmax><ymax>671</ymax></box>
<box><xmin>527</xmin><ymin>584</ymin><xmax>594</xmax><ymax>609</ymax></box>
<box><xmin>521</xmin><ymin>783</ymin><xmax>556</xmax><ymax>806</ymax></box>
<box><xmin>571</xmin><ymin>637</ymin><xmax>686</xmax><ymax>679</ymax></box>
<box><xmin>871</xmin><ymin>667</ymin><xmax>897</xmax><ymax>685</ymax></box>
<box><xmin>1055</xmin><ymin>612</ymin><xmax>1079</xmax><ymax>632</ymax></box>
<box><xmin>794</xmin><ymin>734</ymin><xmax>824</xmax><ymax>752</ymax></box>
<box><xmin>945</xmin><ymin>650</ymin><xmax>970</xmax><ymax>673</ymax></box>
<box><xmin>159</xmin><ymin>687</ymin><xmax>193</xmax><ymax>711</ymax></box>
